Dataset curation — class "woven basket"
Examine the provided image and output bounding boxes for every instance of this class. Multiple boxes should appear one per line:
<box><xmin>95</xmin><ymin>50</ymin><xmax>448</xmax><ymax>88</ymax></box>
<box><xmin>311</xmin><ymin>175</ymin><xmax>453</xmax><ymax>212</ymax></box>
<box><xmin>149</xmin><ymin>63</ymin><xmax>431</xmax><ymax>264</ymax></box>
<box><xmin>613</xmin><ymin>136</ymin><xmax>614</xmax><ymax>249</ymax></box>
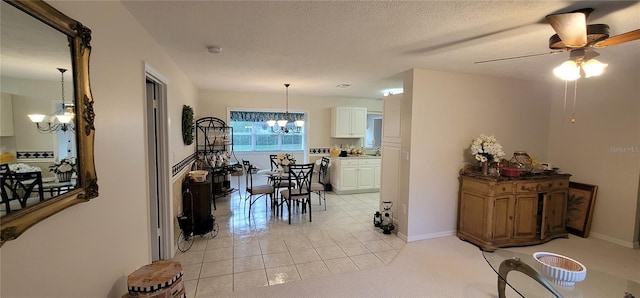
<box><xmin>533</xmin><ymin>252</ymin><xmax>587</xmax><ymax>286</ymax></box>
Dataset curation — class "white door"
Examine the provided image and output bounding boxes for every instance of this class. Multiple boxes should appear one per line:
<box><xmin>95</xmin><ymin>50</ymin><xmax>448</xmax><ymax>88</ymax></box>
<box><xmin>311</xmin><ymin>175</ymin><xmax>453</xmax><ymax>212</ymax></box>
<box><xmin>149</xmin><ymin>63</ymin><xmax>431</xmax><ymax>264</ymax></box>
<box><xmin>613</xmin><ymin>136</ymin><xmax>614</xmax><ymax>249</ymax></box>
<box><xmin>380</xmin><ymin>144</ymin><xmax>401</xmax><ymax>220</ymax></box>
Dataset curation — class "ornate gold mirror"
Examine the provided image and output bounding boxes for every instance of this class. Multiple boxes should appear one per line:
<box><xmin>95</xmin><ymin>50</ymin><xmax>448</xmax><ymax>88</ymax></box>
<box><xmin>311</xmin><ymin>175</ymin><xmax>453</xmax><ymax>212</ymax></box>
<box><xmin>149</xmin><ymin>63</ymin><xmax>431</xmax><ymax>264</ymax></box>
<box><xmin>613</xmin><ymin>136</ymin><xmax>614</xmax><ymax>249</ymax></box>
<box><xmin>0</xmin><ymin>0</ymin><xmax>97</xmax><ymax>246</ymax></box>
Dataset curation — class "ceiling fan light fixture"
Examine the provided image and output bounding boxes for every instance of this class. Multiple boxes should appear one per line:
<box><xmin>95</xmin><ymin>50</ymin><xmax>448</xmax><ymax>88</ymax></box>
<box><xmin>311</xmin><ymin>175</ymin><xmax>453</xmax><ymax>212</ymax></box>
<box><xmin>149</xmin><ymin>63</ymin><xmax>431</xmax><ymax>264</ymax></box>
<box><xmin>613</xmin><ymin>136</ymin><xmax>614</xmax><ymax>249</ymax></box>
<box><xmin>582</xmin><ymin>59</ymin><xmax>607</xmax><ymax>78</ymax></box>
<box><xmin>553</xmin><ymin>60</ymin><xmax>580</xmax><ymax>81</ymax></box>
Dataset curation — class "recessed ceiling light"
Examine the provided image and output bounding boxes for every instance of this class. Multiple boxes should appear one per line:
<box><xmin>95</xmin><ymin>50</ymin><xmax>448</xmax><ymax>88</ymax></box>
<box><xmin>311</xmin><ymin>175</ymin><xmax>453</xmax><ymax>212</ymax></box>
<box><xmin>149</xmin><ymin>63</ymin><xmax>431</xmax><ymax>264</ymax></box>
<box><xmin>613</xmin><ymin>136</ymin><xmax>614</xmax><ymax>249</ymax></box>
<box><xmin>206</xmin><ymin>46</ymin><xmax>222</xmax><ymax>54</ymax></box>
<box><xmin>383</xmin><ymin>88</ymin><xmax>403</xmax><ymax>96</ymax></box>
<box><xmin>336</xmin><ymin>84</ymin><xmax>351</xmax><ymax>88</ymax></box>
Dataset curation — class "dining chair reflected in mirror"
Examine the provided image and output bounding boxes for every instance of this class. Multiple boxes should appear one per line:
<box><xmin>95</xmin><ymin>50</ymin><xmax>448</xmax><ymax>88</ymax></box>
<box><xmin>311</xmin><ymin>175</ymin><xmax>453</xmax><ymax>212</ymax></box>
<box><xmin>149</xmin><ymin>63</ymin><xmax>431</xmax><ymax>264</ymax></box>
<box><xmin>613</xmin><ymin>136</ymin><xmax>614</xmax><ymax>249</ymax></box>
<box><xmin>310</xmin><ymin>157</ymin><xmax>330</xmax><ymax>211</ymax></box>
<box><xmin>280</xmin><ymin>163</ymin><xmax>314</xmax><ymax>224</ymax></box>
<box><xmin>242</xmin><ymin>160</ymin><xmax>275</xmax><ymax>219</ymax></box>
<box><xmin>0</xmin><ymin>164</ymin><xmax>9</xmax><ymax>174</ymax></box>
<box><xmin>0</xmin><ymin>171</ymin><xmax>44</xmax><ymax>215</ymax></box>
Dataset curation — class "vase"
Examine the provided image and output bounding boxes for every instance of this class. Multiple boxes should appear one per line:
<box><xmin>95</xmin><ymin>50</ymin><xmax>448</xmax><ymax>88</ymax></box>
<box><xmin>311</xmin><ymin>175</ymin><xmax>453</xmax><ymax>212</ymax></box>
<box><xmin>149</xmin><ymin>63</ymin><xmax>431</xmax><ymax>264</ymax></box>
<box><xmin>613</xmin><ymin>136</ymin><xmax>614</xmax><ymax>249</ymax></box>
<box><xmin>57</xmin><ymin>171</ymin><xmax>72</xmax><ymax>182</ymax></box>
<box><xmin>481</xmin><ymin>161</ymin><xmax>489</xmax><ymax>176</ymax></box>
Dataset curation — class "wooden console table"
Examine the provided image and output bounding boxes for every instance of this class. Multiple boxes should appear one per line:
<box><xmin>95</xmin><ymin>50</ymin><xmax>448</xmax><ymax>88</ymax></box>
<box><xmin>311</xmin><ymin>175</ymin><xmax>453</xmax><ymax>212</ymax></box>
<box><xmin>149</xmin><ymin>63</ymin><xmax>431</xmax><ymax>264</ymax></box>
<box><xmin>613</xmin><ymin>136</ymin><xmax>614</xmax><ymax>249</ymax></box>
<box><xmin>457</xmin><ymin>173</ymin><xmax>571</xmax><ymax>251</ymax></box>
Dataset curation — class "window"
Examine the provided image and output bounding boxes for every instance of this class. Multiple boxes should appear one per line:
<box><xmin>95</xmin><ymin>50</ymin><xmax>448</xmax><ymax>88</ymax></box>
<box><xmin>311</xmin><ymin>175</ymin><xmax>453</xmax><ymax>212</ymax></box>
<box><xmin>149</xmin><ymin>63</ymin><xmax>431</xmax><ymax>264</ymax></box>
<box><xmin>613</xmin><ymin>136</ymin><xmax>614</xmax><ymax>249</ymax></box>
<box><xmin>230</xmin><ymin>111</ymin><xmax>305</xmax><ymax>152</ymax></box>
<box><xmin>365</xmin><ymin>112</ymin><xmax>382</xmax><ymax>148</ymax></box>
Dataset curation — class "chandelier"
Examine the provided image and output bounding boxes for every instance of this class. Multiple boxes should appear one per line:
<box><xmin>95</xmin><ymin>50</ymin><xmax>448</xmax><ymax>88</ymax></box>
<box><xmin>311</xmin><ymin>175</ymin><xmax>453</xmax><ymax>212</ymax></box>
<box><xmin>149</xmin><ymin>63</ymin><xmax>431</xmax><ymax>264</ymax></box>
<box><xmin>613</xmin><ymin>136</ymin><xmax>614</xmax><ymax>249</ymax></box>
<box><xmin>27</xmin><ymin>68</ymin><xmax>75</xmax><ymax>133</ymax></box>
<box><xmin>267</xmin><ymin>83</ymin><xmax>304</xmax><ymax>134</ymax></box>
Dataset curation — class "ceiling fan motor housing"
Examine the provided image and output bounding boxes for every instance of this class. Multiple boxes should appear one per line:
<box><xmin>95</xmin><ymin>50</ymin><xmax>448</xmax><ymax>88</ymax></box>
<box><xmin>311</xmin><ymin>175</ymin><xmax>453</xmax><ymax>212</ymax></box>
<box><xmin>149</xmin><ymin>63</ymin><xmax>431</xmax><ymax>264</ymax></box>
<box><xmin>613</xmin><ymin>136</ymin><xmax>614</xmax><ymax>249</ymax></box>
<box><xmin>549</xmin><ymin>24</ymin><xmax>610</xmax><ymax>49</ymax></box>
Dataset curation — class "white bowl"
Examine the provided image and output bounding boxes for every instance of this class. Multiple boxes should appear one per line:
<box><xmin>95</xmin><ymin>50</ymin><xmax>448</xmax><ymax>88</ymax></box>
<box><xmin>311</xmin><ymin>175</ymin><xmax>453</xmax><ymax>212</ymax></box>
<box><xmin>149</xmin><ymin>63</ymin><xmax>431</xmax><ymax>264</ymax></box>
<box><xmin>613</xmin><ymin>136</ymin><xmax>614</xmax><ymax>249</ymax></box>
<box><xmin>533</xmin><ymin>252</ymin><xmax>587</xmax><ymax>286</ymax></box>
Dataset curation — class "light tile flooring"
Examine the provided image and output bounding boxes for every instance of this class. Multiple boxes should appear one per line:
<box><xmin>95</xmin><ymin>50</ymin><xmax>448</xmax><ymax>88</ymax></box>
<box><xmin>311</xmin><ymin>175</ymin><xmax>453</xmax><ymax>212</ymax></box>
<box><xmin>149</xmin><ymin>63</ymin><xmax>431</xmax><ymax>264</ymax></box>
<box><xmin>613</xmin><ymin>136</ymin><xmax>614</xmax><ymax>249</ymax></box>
<box><xmin>172</xmin><ymin>186</ymin><xmax>404</xmax><ymax>297</ymax></box>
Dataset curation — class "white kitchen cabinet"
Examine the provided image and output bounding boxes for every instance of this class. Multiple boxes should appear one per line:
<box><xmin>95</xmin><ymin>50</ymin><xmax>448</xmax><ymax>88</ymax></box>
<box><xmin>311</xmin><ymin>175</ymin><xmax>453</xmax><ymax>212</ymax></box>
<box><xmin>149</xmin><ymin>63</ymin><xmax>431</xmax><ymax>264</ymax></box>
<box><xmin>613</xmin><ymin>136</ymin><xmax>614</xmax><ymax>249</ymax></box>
<box><xmin>357</xmin><ymin>162</ymin><xmax>375</xmax><ymax>189</ymax></box>
<box><xmin>331</xmin><ymin>107</ymin><xmax>367</xmax><ymax>138</ymax></box>
<box><xmin>0</xmin><ymin>93</ymin><xmax>15</xmax><ymax>136</ymax></box>
<box><xmin>374</xmin><ymin>162</ymin><xmax>381</xmax><ymax>189</ymax></box>
<box><xmin>340</xmin><ymin>162</ymin><xmax>358</xmax><ymax>191</ymax></box>
<box><xmin>330</xmin><ymin>157</ymin><xmax>381</xmax><ymax>194</ymax></box>
<box><xmin>382</xmin><ymin>93</ymin><xmax>401</xmax><ymax>143</ymax></box>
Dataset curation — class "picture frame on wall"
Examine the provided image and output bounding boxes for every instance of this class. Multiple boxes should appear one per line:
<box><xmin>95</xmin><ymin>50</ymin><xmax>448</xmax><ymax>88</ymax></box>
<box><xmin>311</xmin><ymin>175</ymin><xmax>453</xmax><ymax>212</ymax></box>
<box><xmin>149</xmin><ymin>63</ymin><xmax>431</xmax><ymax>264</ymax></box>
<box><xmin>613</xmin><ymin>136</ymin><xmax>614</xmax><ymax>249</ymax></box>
<box><xmin>566</xmin><ymin>182</ymin><xmax>598</xmax><ymax>238</ymax></box>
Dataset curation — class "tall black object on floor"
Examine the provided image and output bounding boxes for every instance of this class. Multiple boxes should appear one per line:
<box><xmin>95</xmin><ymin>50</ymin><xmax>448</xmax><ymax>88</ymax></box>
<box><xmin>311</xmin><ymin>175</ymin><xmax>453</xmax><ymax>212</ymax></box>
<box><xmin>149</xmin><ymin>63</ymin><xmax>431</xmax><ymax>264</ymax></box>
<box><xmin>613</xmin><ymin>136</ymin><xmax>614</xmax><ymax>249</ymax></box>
<box><xmin>182</xmin><ymin>175</ymin><xmax>214</xmax><ymax>236</ymax></box>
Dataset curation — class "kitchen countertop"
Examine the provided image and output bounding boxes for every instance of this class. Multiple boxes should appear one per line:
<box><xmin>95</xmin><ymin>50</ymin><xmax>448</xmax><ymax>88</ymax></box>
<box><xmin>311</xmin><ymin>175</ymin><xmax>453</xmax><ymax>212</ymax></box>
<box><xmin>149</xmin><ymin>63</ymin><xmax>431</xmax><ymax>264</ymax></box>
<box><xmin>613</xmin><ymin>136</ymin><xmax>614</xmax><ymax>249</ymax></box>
<box><xmin>330</xmin><ymin>155</ymin><xmax>381</xmax><ymax>159</ymax></box>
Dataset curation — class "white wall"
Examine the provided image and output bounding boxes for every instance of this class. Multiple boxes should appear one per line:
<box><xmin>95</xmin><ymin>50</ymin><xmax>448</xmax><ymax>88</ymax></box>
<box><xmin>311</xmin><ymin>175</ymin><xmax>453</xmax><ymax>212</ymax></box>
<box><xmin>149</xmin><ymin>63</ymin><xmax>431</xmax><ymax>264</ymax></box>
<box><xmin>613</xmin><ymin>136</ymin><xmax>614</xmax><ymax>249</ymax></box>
<box><xmin>548</xmin><ymin>67</ymin><xmax>640</xmax><ymax>247</ymax></box>
<box><xmin>1</xmin><ymin>77</ymin><xmax>61</xmax><ymax>154</ymax></box>
<box><xmin>404</xmin><ymin>68</ymin><xmax>551</xmax><ymax>241</ymax></box>
<box><xmin>0</xmin><ymin>2</ymin><xmax>198</xmax><ymax>297</ymax></box>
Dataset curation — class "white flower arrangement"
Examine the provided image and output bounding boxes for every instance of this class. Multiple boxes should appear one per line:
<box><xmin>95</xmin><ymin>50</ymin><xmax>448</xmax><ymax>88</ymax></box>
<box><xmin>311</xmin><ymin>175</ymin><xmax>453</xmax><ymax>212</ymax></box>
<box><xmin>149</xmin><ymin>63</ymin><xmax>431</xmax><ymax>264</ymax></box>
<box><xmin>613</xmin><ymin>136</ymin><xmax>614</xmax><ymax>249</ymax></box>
<box><xmin>49</xmin><ymin>158</ymin><xmax>76</xmax><ymax>174</ymax></box>
<box><xmin>276</xmin><ymin>153</ymin><xmax>296</xmax><ymax>166</ymax></box>
<box><xmin>470</xmin><ymin>134</ymin><xmax>505</xmax><ymax>163</ymax></box>
<box><xmin>9</xmin><ymin>163</ymin><xmax>41</xmax><ymax>173</ymax></box>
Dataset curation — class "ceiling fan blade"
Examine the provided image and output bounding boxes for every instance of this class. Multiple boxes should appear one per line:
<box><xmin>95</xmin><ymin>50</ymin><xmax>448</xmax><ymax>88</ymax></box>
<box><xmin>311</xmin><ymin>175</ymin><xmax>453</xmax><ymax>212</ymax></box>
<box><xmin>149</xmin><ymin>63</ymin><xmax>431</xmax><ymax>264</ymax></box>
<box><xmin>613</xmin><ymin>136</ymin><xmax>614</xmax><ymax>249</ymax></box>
<box><xmin>474</xmin><ymin>51</ymin><xmax>564</xmax><ymax>64</ymax></box>
<box><xmin>593</xmin><ymin>29</ymin><xmax>640</xmax><ymax>48</ymax></box>
<box><xmin>546</xmin><ymin>12</ymin><xmax>588</xmax><ymax>48</ymax></box>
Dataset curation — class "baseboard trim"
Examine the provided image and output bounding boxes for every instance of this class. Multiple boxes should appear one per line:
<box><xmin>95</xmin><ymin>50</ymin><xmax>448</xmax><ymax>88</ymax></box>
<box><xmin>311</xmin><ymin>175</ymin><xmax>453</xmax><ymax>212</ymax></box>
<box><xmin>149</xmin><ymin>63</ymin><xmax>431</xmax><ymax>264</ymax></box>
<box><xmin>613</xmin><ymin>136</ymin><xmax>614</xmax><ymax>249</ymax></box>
<box><xmin>406</xmin><ymin>230</ymin><xmax>456</xmax><ymax>242</ymax></box>
<box><xmin>589</xmin><ymin>231</ymin><xmax>639</xmax><ymax>248</ymax></box>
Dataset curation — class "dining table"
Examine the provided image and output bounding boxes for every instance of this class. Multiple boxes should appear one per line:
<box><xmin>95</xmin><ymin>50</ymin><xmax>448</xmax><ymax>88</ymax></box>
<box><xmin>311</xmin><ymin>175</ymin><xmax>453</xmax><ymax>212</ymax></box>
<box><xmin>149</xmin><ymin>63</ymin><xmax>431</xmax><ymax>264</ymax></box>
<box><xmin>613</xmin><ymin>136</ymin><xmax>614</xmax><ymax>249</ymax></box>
<box><xmin>483</xmin><ymin>249</ymin><xmax>640</xmax><ymax>298</ymax></box>
<box><xmin>256</xmin><ymin>169</ymin><xmax>291</xmax><ymax>214</ymax></box>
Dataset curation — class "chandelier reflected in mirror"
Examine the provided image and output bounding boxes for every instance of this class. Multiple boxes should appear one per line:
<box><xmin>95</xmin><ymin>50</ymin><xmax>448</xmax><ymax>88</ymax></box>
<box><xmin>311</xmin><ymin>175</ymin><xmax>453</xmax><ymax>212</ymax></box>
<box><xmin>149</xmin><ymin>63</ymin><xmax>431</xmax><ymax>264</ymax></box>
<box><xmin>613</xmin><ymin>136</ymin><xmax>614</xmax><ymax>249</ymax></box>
<box><xmin>267</xmin><ymin>83</ymin><xmax>304</xmax><ymax>134</ymax></box>
<box><xmin>27</xmin><ymin>68</ymin><xmax>75</xmax><ymax>133</ymax></box>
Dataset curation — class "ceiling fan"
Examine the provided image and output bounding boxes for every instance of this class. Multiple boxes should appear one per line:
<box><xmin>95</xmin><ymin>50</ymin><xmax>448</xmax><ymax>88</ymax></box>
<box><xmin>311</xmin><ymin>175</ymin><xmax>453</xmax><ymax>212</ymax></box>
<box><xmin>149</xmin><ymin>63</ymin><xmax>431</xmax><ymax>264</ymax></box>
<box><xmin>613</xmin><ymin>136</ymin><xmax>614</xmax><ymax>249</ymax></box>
<box><xmin>475</xmin><ymin>8</ymin><xmax>640</xmax><ymax>64</ymax></box>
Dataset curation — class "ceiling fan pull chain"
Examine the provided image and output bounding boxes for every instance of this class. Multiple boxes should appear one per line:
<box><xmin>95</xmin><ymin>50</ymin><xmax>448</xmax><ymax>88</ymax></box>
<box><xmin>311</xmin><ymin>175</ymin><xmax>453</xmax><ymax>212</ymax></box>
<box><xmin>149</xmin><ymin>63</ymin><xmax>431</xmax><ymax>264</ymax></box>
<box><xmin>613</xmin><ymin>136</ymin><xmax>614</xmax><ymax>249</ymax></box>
<box><xmin>571</xmin><ymin>80</ymin><xmax>578</xmax><ymax>124</ymax></box>
<box><xmin>562</xmin><ymin>80</ymin><xmax>568</xmax><ymax>124</ymax></box>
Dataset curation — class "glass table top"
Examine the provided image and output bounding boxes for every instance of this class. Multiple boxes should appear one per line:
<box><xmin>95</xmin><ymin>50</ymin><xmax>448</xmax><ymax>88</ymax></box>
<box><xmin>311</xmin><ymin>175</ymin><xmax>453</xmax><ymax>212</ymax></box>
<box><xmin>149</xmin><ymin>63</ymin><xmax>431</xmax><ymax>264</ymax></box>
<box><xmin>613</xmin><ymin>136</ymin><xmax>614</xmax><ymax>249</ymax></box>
<box><xmin>482</xmin><ymin>250</ymin><xmax>640</xmax><ymax>298</ymax></box>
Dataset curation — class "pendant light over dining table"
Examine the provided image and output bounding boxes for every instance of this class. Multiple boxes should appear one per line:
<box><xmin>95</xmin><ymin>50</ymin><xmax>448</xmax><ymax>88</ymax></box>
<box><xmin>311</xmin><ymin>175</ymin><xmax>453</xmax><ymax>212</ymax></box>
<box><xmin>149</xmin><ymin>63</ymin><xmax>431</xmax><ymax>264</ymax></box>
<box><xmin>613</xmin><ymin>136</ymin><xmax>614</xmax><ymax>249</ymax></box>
<box><xmin>267</xmin><ymin>83</ymin><xmax>304</xmax><ymax>134</ymax></box>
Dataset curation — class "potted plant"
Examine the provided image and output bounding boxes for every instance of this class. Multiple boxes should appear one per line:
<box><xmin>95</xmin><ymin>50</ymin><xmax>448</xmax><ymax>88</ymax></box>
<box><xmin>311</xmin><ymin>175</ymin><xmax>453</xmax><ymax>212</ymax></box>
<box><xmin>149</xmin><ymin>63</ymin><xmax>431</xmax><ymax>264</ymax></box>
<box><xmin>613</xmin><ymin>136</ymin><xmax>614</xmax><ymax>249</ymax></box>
<box><xmin>50</xmin><ymin>158</ymin><xmax>76</xmax><ymax>182</ymax></box>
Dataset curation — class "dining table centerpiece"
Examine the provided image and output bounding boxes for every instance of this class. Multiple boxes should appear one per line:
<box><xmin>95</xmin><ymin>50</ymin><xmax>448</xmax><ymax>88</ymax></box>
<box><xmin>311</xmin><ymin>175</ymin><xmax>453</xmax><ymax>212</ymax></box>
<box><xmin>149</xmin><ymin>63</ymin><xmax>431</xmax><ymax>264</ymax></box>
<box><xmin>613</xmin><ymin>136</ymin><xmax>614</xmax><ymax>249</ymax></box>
<box><xmin>275</xmin><ymin>153</ymin><xmax>296</xmax><ymax>172</ymax></box>
<box><xmin>50</xmin><ymin>157</ymin><xmax>76</xmax><ymax>182</ymax></box>
<box><xmin>470</xmin><ymin>134</ymin><xmax>505</xmax><ymax>175</ymax></box>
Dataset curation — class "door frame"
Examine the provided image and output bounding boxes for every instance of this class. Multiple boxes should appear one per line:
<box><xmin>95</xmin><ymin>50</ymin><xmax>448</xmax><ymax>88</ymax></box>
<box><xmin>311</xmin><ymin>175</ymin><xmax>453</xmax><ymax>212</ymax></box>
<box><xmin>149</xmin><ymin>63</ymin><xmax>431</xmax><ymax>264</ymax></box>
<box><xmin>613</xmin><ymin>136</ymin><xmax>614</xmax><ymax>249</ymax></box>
<box><xmin>145</xmin><ymin>64</ymin><xmax>172</xmax><ymax>260</ymax></box>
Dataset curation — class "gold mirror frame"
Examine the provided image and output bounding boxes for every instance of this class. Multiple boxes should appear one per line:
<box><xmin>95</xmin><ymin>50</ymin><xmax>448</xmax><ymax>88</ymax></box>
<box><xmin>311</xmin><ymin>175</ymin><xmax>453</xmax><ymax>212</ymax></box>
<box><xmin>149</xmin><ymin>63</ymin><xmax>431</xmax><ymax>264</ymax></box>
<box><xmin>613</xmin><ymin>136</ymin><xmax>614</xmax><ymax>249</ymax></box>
<box><xmin>0</xmin><ymin>0</ymin><xmax>97</xmax><ymax>247</ymax></box>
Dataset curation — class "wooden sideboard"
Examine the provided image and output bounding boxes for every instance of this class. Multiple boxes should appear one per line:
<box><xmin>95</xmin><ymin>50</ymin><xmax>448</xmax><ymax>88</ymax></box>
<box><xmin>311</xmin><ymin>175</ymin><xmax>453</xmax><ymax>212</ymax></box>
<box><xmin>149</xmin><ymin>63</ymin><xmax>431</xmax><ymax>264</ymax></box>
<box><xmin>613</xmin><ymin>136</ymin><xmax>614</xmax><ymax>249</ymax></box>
<box><xmin>457</xmin><ymin>173</ymin><xmax>571</xmax><ymax>251</ymax></box>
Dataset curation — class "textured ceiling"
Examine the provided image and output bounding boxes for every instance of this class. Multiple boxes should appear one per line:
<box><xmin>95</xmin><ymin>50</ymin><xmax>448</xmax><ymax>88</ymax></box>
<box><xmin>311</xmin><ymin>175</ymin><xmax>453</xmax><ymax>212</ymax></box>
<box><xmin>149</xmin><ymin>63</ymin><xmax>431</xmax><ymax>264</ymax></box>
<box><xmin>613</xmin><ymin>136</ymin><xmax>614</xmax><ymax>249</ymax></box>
<box><xmin>1</xmin><ymin>1</ymin><xmax>72</xmax><ymax>81</ymax></box>
<box><xmin>122</xmin><ymin>1</ymin><xmax>640</xmax><ymax>99</ymax></box>
<box><xmin>3</xmin><ymin>1</ymin><xmax>639</xmax><ymax>99</ymax></box>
